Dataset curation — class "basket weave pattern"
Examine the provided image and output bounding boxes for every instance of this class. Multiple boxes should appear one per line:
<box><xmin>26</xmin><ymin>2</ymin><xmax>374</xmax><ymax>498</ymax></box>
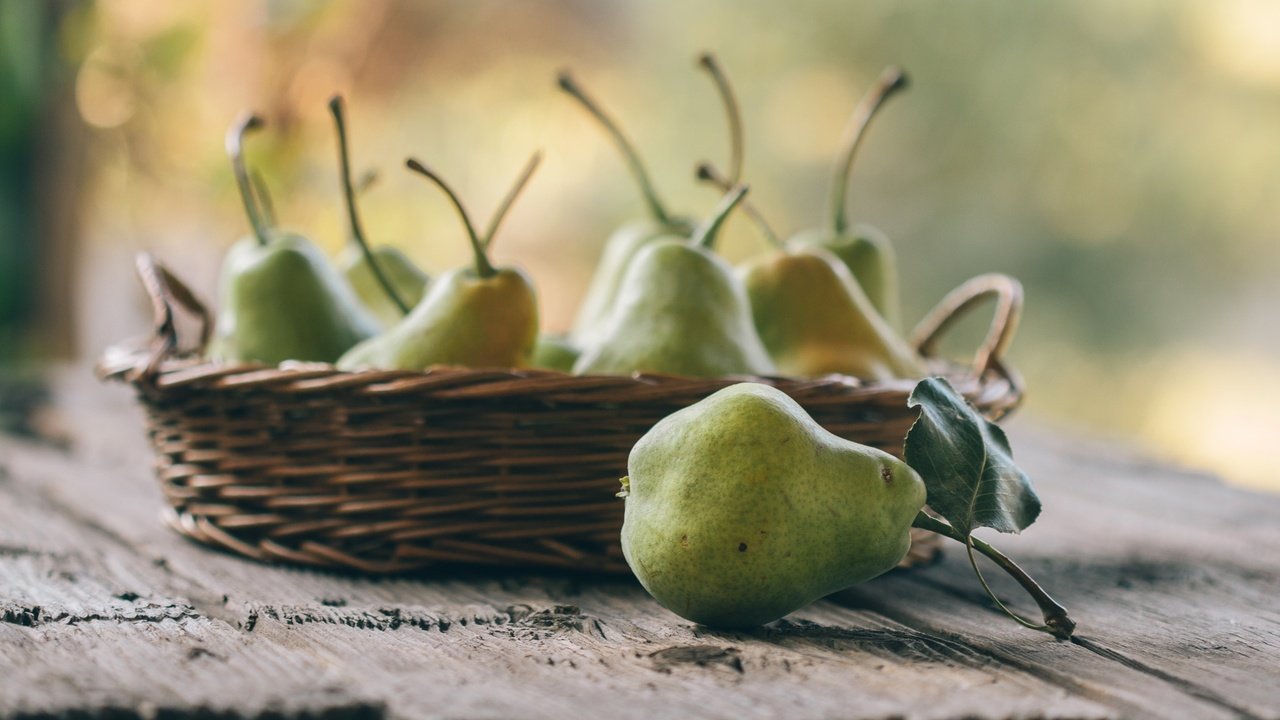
<box><xmin>97</xmin><ymin>255</ymin><xmax>1024</xmax><ymax>575</ymax></box>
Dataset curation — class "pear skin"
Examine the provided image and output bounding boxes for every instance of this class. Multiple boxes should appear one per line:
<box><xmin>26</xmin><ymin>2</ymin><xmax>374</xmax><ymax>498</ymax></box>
<box><xmin>573</xmin><ymin>241</ymin><xmax>775</xmax><ymax>378</ymax></box>
<box><xmin>740</xmin><ymin>245</ymin><xmax>922</xmax><ymax>380</ymax></box>
<box><xmin>530</xmin><ymin>334</ymin><xmax>580</xmax><ymax>372</ymax></box>
<box><xmin>621</xmin><ymin>382</ymin><xmax>926</xmax><ymax>628</ymax></box>
<box><xmin>788</xmin><ymin>223</ymin><xmax>899</xmax><ymax>329</ymax></box>
<box><xmin>570</xmin><ymin>220</ymin><xmax>686</xmax><ymax>348</ymax></box>
<box><xmin>336</xmin><ymin>266</ymin><xmax>537</xmax><ymax>371</ymax></box>
<box><xmin>339</xmin><ymin>245</ymin><xmax>429</xmax><ymax>328</ymax></box>
<box><xmin>208</xmin><ymin>233</ymin><xmax>379</xmax><ymax>365</ymax></box>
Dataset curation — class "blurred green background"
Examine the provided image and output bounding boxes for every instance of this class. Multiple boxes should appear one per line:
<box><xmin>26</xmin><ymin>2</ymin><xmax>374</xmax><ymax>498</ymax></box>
<box><xmin>3</xmin><ymin>0</ymin><xmax>1278</xmax><ymax>491</ymax></box>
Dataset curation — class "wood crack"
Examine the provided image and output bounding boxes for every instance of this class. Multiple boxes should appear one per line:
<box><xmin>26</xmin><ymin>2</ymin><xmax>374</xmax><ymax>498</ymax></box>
<box><xmin>881</xmin><ymin>573</ymin><xmax>1268</xmax><ymax>719</ymax></box>
<box><xmin>1069</xmin><ymin>636</ymin><xmax>1268</xmax><ymax>720</ymax></box>
<box><xmin>6</xmin><ymin>702</ymin><xmax>387</xmax><ymax>720</ymax></box>
<box><xmin>1</xmin><ymin>600</ymin><xmax>200</xmax><ymax>628</ymax></box>
<box><xmin>240</xmin><ymin>602</ymin><xmax>592</xmax><ymax>637</ymax></box>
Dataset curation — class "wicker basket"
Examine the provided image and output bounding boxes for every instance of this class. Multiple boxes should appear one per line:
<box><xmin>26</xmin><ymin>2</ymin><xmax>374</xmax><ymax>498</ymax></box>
<box><xmin>96</xmin><ymin>253</ymin><xmax>1024</xmax><ymax>575</ymax></box>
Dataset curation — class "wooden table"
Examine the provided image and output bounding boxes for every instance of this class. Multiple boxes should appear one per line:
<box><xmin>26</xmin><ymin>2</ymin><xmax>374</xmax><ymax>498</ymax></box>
<box><xmin>2</xmin><ymin>372</ymin><xmax>1278</xmax><ymax>720</ymax></box>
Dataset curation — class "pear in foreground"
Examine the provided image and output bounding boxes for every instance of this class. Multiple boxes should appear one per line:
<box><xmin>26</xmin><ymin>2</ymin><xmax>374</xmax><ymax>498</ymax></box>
<box><xmin>620</xmin><ymin>383</ymin><xmax>925</xmax><ymax>628</ymax></box>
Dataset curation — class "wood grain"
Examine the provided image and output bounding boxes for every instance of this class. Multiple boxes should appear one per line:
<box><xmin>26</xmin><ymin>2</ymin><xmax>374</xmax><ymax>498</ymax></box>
<box><xmin>1</xmin><ymin>372</ymin><xmax>1277</xmax><ymax>719</ymax></box>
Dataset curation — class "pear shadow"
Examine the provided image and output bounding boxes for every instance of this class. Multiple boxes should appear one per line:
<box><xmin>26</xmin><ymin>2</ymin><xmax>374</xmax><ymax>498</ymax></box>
<box><xmin>693</xmin><ymin>618</ymin><xmax>992</xmax><ymax>666</ymax></box>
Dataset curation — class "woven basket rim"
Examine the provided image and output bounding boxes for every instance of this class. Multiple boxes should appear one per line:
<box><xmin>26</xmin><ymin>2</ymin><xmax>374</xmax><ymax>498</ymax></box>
<box><xmin>97</xmin><ymin>252</ymin><xmax>1027</xmax><ymax>405</ymax></box>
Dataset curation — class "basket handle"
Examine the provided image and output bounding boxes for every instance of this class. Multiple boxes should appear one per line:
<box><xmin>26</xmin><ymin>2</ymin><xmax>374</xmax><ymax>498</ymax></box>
<box><xmin>909</xmin><ymin>273</ymin><xmax>1023</xmax><ymax>378</ymax></box>
<box><xmin>134</xmin><ymin>252</ymin><xmax>212</xmax><ymax>381</ymax></box>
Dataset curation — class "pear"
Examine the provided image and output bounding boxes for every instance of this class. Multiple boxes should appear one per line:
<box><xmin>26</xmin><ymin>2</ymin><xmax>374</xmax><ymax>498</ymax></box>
<box><xmin>573</xmin><ymin>186</ymin><xmax>775</xmax><ymax>378</ymax></box>
<box><xmin>620</xmin><ymin>382</ymin><xmax>926</xmax><ymax>628</ymax></box>
<box><xmin>788</xmin><ymin>67</ymin><xmax>909</xmax><ymax>328</ymax></box>
<box><xmin>327</xmin><ymin>96</ymin><xmax>430</xmax><ymax>329</ymax></box>
<box><xmin>739</xmin><ymin>245</ymin><xmax>923</xmax><ymax>380</ymax></box>
<box><xmin>208</xmin><ymin>113</ymin><xmax>378</xmax><ymax>365</ymax></box>
<box><xmin>337</xmin><ymin>156</ymin><xmax>540</xmax><ymax>371</ymax></box>
<box><xmin>339</xmin><ymin>244</ymin><xmax>429</xmax><ymax>328</ymax></box>
<box><xmin>530</xmin><ymin>334</ymin><xmax>580</xmax><ymax>372</ymax></box>
<box><xmin>557</xmin><ymin>72</ymin><xmax>693</xmax><ymax>348</ymax></box>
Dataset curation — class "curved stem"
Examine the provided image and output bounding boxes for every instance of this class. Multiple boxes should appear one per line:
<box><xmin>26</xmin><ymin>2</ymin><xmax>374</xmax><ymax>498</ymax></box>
<box><xmin>405</xmin><ymin>158</ymin><xmax>495</xmax><ymax>279</ymax></box>
<box><xmin>698</xmin><ymin>52</ymin><xmax>743</xmax><ymax>184</ymax></box>
<box><xmin>481</xmin><ymin>150</ymin><xmax>543</xmax><ymax>249</ymax></box>
<box><xmin>696</xmin><ymin>162</ymin><xmax>782</xmax><ymax>249</ymax></box>
<box><xmin>965</xmin><ymin>538</ymin><xmax>1056</xmax><ymax>635</ymax></box>
<box><xmin>329</xmin><ymin>95</ymin><xmax>409</xmax><ymax>314</ymax></box>
<box><xmin>828</xmin><ymin>66</ymin><xmax>908</xmax><ymax>235</ymax></box>
<box><xmin>250</xmin><ymin>170</ymin><xmax>277</xmax><ymax>229</ymax></box>
<box><xmin>691</xmin><ymin>184</ymin><xmax>749</xmax><ymax>250</ymax></box>
<box><xmin>912</xmin><ymin>511</ymin><xmax>1076</xmax><ymax>640</ymax></box>
<box><xmin>557</xmin><ymin>70</ymin><xmax>675</xmax><ymax>227</ymax></box>
<box><xmin>225</xmin><ymin>112</ymin><xmax>269</xmax><ymax>246</ymax></box>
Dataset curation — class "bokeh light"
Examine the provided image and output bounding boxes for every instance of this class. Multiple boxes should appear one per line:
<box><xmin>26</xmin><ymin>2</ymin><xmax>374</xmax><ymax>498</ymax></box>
<box><xmin>4</xmin><ymin>0</ymin><xmax>1278</xmax><ymax>492</ymax></box>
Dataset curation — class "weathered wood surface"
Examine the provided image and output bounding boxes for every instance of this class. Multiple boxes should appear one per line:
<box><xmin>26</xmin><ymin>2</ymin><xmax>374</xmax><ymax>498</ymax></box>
<box><xmin>1</xmin><ymin>371</ymin><xmax>1278</xmax><ymax>720</ymax></box>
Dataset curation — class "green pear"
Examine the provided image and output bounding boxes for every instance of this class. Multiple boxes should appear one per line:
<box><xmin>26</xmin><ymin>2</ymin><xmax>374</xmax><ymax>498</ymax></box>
<box><xmin>337</xmin><ymin>265</ymin><xmax>536</xmax><ymax>370</ymax></box>
<box><xmin>530</xmin><ymin>334</ymin><xmax>580</xmax><ymax>372</ymax></box>
<box><xmin>570</xmin><ymin>220</ymin><xmax>688</xmax><ymax>348</ymax></box>
<box><xmin>687</xmin><ymin>58</ymin><xmax>917</xmax><ymax>379</ymax></box>
<box><xmin>788</xmin><ymin>67</ymin><xmax>908</xmax><ymax>328</ymax></box>
<box><xmin>787</xmin><ymin>222</ymin><xmax>898</xmax><ymax>328</ymax></box>
<box><xmin>208</xmin><ymin>113</ymin><xmax>378</xmax><ymax>365</ymax></box>
<box><xmin>573</xmin><ymin>186</ymin><xmax>775</xmax><ymax>378</ymax></box>
<box><xmin>328</xmin><ymin>96</ymin><xmax>430</xmax><ymax>330</ymax></box>
<box><xmin>337</xmin><ymin>156</ymin><xmax>540</xmax><ymax>371</ymax></box>
<box><xmin>338</xmin><ymin>243</ymin><xmax>428</xmax><ymax>328</ymax></box>
<box><xmin>620</xmin><ymin>382</ymin><xmax>926</xmax><ymax>628</ymax></box>
<box><xmin>739</xmin><ymin>245</ymin><xmax>923</xmax><ymax>380</ymax></box>
<box><xmin>557</xmin><ymin>72</ymin><xmax>693</xmax><ymax>348</ymax></box>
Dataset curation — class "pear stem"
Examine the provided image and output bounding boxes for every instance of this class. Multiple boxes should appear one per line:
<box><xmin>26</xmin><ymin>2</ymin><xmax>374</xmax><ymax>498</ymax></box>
<box><xmin>698</xmin><ymin>52</ymin><xmax>743</xmax><ymax>184</ymax></box>
<box><xmin>329</xmin><ymin>95</ymin><xmax>410</xmax><ymax>315</ymax></box>
<box><xmin>481</xmin><ymin>150</ymin><xmax>543</xmax><ymax>249</ymax></box>
<box><xmin>690</xmin><ymin>184</ymin><xmax>749</xmax><ymax>250</ymax></box>
<box><xmin>355</xmin><ymin>169</ymin><xmax>378</xmax><ymax>195</ymax></box>
<box><xmin>404</xmin><ymin>158</ymin><xmax>495</xmax><ymax>279</ymax></box>
<box><xmin>696</xmin><ymin>162</ymin><xmax>782</xmax><ymax>249</ymax></box>
<box><xmin>225</xmin><ymin>112</ymin><xmax>270</xmax><ymax>246</ymax></box>
<box><xmin>912</xmin><ymin>511</ymin><xmax>1076</xmax><ymax>640</ymax></box>
<box><xmin>828</xmin><ymin>66</ymin><xmax>908</xmax><ymax>235</ymax></box>
<box><xmin>250</xmin><ymin>170</ymin><xmax>277</xmax><ymax>229</ymax></box>
<box><xmin>557</xmin><ymin>70</ymin><xmax>676</xmax><ymax>228</ymax></box>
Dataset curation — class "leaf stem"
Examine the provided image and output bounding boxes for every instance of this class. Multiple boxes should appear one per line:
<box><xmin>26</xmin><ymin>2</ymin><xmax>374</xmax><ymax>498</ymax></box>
<box><xmin>557</xmin><ymin>70</ymin><xmax>676</xmax><ymax>228</ymax></box>
<box><xmin>912</xmin><ymin>511</ymin><xmax>1076</xmax><ymax>640</ymax></box>
<box><xmin>329</xmin><ymin>95</ymin><xmax>410</xmax><ymax>314</ymax></box>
